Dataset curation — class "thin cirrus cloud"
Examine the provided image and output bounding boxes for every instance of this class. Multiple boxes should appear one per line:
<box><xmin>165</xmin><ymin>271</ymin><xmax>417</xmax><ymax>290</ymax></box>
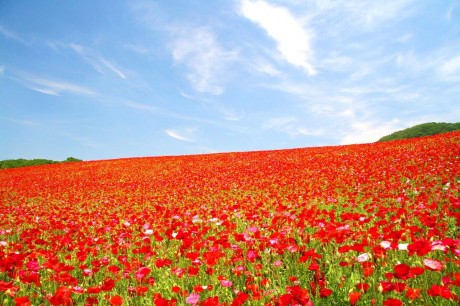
<box><xmin>438</xmin><ymin>55</ymin><xmax>460</xmax><ymax>79</ymax></box>
<box><xmin>165</xmin><ymin>128</ymin><xmax>196</xmax><ymax>142</ymax></box>
<box><xmin>352</xmin><ymin>0</ymin><xmax>416</xmax><ymax>27</ymax></box>
<box><xmin>310</xmin><ymin>0</ymin><xmax>416</xmax><ymax>29</ymax></box>
<box><xmin>340</xmin><ymin>119</ymin><xmax>406</xmax><ymax>145</ymax></box>
<box><xmin>3</xmin><ymin>117</ymin><xmax>40</xmax><ymax>127</ymax></box>
<box><xmin>262</xmin><ymin>117</ymin><xmax>323</xmax><ymax>138</ymax></box>
<box><xmin>67</xmin><ymin>43</ymin><xmax>127</xmax><ymax>79</ymax></box>
<box><xmin>170</xmin><ymin>26</ymin><xmax>238</xmax><ymax>95</ymax></box>
<box><xmin>15</xmin><ymin>73</ymin><xmax>95</xmax><ymax>96</ymax></box>
<box><xmin>0</xmin><ymin>24</ymin><xmax>30</xmax><ymax>46</ymax></box>
<box><xmin>240</xmin><ymin>0</ymin><xmax>316</xmax><ymax>75</ymax></box>
<box><xmin>123</xmin><ymin>100</ymin><xmax>157</xmax><ymax>112</ymax></box>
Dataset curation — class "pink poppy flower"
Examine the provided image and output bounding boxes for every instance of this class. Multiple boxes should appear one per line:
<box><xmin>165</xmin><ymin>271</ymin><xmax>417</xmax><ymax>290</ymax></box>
<box><xmin>423</xmin><ymin>258</ymin><xmax>443</xmax><ymax>271</ymax></box>
<box><xmin>186</xmin><ymin>293</ymin><xmax>200</xmax><ymax>305</ymax></box>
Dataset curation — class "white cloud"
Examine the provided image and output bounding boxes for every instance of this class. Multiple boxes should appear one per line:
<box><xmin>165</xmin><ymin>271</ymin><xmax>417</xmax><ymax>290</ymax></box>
<box><xmin>3</xmin><ymin>117</ymin><xmax>40</xmax><ymax>126</ymax></box>
<box><xmin>30</xmin><ymin>87</ymin><xmax>60</xmax><ymax>96</ymax></box>
<box><xmin>340</xmin><ymin>119</ymin><xmax>404</xmax><ymax>145</ymax></box>
<box><xmin>17</xmin><ymin>74</ymin><xmax>95</xmax><ymax>96</ymax></box>
<box><xmin>219</xmin><ymin>107</ymin><xmax>243</xmax><ymax>121</ymax></box>
<box><xmin>99</xmin><ymin>58</ymin><xmax>126</xmax><ymax>79</ymax></box>
<box><xmin>319</xmin><ymin>53</ymin><xmax>353</xmax><ymax>72</ymax></box>
<box><xmin>123</xmin><ymin>43</ymin><xmax>149</xmax><ymax>55</ymax></box>
<box><xmin>170</xmin><ymin>27</ymin><xmax>238</xmax><ymax>95</ymax></box>
<box><xmin>438</xmin><ymin>55</ymin><xmax>460</xmax><ymax>77</ymax></box>
<box><xmin>296</xmin><ymin>127</ymin><xmax>324</xmax><ymax>136</ymax></box>
<box><xmin>67</xmin><ymin>43</ymin><xmax>127</xmax><ymax>79</ymax></box>
<box><xmin>446</xmin><ymin>5</ymin><xmax>459</xmax><ymax>22</ymax></box>
<box><xmin>0</xmin><ymin>25</ymin><xmax>30</xmax><ymax>46</ymax></box>
<box><xmin>263</xmin><ymin>116</ymin><xmax>296</xmax><ymax>129</ymax></box>
<box><xmin>240</xmin><ymin>0</ymin><xmax>316</xmax><ymax>75</ymax></box>
<box><xmin>311</xmin><ymin>0</ymin><xmax>416</xmax><ymax>29</ymax></box>
<box><xmin>263</xmin><ymin>116</ymin><xmax>323</xmax><ymax>137</ymax></box>
<box><xmin>255</xmin><ymin>61</ymin><xmax>281</xmax><ymax>76</ymax></box>
<box><xmin>396</xmin><ymin>33</ymin><xmax>413</xmax><ymax>43</ymax></box>
<box><xmin>351</xmin><ymin>1</ymin><xmax>415</xmax><ymax>27</ymax></box>
<box><xmin>124</xmin><ymin>100</ymin><xmax>157</xmax><ymax>112</ymax></box>
<box><xmin>179</xmin><ymin>90</ymin><xmax>243</xmax><ymax>121</ymax></box>
<box><xmin>165</xmin><ymin>128</ymin><xmax>196</xmax><ymax>142</ymax></box>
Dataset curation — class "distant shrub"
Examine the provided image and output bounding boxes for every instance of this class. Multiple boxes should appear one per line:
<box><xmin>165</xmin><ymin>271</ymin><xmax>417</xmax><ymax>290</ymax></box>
<box><xmin>0</xmin><ymin>157</ymin><xmax>82</xmax><ymax>169</ymax></box>
<box><xmin>64</xmin><ymin>157</ymin><xmax>82</xmax><ymax>162</ymax></box>
<box><xmin>378</xmin><ymin>122</ymin><xmax>460</xmax><ymax>142</ymax></box>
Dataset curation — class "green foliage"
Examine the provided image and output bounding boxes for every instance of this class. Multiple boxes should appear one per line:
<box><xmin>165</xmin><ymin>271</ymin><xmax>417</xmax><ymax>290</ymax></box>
<box><xmin>378</xmin><ymin>122</ymin><xmax>460</xmax><ymax>142</ymax></box>
<box><xmin>0</xmin><ymin>157</ymin><xmax>82</xmax><ymax>169</ymax></box>
<box><xmin>64</xmin><ymin>157</ymin><xmax>82</xmax><ymax>163</ymax></box>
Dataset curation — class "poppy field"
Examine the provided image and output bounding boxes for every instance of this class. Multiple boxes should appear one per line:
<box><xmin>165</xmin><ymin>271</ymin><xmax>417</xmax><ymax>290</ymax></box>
<box><xmin>1</xmin><ymin>132</ymin><xmax>460</xmax><ymax>305</ymax></box>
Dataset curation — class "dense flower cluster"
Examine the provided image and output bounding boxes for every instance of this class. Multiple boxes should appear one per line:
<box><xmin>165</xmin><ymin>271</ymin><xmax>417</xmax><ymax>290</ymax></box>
<box><xmin>1</xmin><ymin>132</ymin><xmax>459</xmax><ymax>305</ymax></box>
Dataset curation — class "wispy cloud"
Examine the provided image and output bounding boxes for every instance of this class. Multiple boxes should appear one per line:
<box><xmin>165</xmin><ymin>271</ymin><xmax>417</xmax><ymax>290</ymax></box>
<box><xmin>179</xmin><ymin>90</ymin><xmax>243</xmax><ymax>121</ymax></box>
<box><xmin>240</xmin><ymin>0</ymin><xmax>315</xmax><ymax>75</ymax></box>
<box><xmin>445</xmin><ymin>4</ymin><xmax>459</xmax><ymax>22</ymax></box>
<box><xmin>58</xmin><ymin>130</ymin><xmax>102</xmax><ymax>149</ymax></box>
<box><xmin>165</xmin><ymin>128</ymin><xmax>196</xmax><ymax>142</ymax></box>
<box><xmin>310</xmin><ymin>0</ymin><xmax>416</xmax><ymax>29</ymax></box>
<box><xmin>393</xmin><ymin>46</ymin><xmax>460</xmax><ymax>83</ymax></box>
<box><xmin>0</xmin><ymin>24</ymin><xmax>30</xmax><ymax>46</ymax></box>
<box><xmin>170</xmin><ymin>26</ymin><xmax>238</xmax><ymax>95</ymax></box>
<box><xmin>15</xmin><ymin>72</ymin><xmax>95</xmax><ymax>96</ymax></box>
<box><xmin>350</xmin><ymin>1</ymin><xmax>416</xmax><ymax>28</ymax></box>
<box><xmin>340</xmin><ymin>119</ymin><xmax>405</xmax><ymax>145</ymax></box>
<box><xmin>263</xmin><ymin>116</ymin><xmax>323</xmax><ymax>137</ymax></box>
<box><xmin>30</xmin><ymin>87</ymin><xmax>60</xmax><ymax>96</ymax></box>
<box><xmin>254</xmin><ymin>61</ymin><xmax>281</xmax><ymax>76</ymax></box>
<box><xmin>218</xmin><ymin>107</ymin><xmax>243</xmax><ymax>122</ymax></box>
<box><xmin>3</xmin><ymin>117</ymin><xmax>40</xmax><ymax>127</ymax></box>
<box><xmin>438</xmin><ymin>55</ymin><xmax>460</xmax><ymax>79</ymax></box>
<box><xmin>124</xmin><ymin>100</ymin><xmax>157</xmax><ymax>112</ymax></box>
<box><xmin>99</xmin><ymin>57</ymin><xmax>126</xmax><ymax>79</ymax></box>
<box><xmin>64</xmin><ymin>43</ymin><xmax>127</xmax><ymax>79</ymax></box>
<box><xmin>123</xmin><ymin>43</ymin><xmax>150</xmax><ymax>55</ymax></box>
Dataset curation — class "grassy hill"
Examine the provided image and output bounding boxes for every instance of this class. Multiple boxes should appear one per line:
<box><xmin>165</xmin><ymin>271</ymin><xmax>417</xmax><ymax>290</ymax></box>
<box><xmin>378</xmin><ymin>122</ymin><xmax>460</xmax><ymax>142</ymax></box>
<box><xmin>0</xmin><ymin>157</ymin><xmax>82</xmax><ymax>169</ymax></box>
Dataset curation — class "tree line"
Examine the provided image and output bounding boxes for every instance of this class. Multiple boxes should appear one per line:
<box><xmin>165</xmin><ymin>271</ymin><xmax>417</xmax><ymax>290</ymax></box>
<box><xmin>0</xmin><ymin>157</ymin><xmax>82</xmax><ymax>169</ymax></box>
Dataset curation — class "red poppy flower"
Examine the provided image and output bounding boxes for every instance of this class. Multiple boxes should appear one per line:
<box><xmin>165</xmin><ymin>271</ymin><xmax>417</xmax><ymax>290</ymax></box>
<box><xmin>356</xmin><ymin>283</ymin><xmax>370</xmax><ymax>292</ymax></box>
<box><xmin>410</xmin><ymin>267</ymin><xmax>424</xmax><ymax>276</ymax></box>
<box><xmin>85</xmin><ymin>297</ymin><xmax>98</xmax><ymax>305</ymax></box>
<box><xmin>405</xmin><ymin>287</ymin><xmax>421</xmax><ymax>300</ymax></box>
<box><xmin>154</xmin><ymin>293</ymin><xmax>177</xmax><ymax>306</ymax></box>
<box><xmin>49</xmin><ymin>286</ymin><xmax>73</xmax><ymax>306</ymax></box>
<box><xmin>427</xmin><ymin>285</ymin><xmax>454</xmax><ymax>299</ymax></box>
<box><xmin>349</xmin><ymin>291</ymin><xmax>361</xmax><ymax>305</ymax></box>
<box><xmin>393</xmin><ymin>263</ymin><xmax>411</xmax><ymax>279</ymax></box>
<box><xmin>319</xmin><ymin>287</ymin><xmax>333</xmax><ymax>298</ymax></box>
<box><xmin>407</xmin><ymin>239</ymin><xmax>431</xmax><ymax>256</ymax></box>
<box><xmin>101</xmin><ymin>278</ymin><xmax>115</xmax><ymax>291</ymax></box>
<box><xmin>14</xmin><ymin>296</ymin><xmax>31</xmax><ymax>306</ymax></box>
<box><xmin>135</xmin><ymin>266</ymin><xmax>151</xmax><ymax>280</ymax></box>
<box><xmin>202</xmin><ymin>296</ymin><xmax>222</xmax><ymax>306</ymax></box>
<box><xmin>383</xmin><ymin>298</ymin><xmax>403</xmax><ymax>306</ymax></box>
<box><xmin>231</xmin><ymin>292</ymin><xmax>249</xmax><ymax>306</ymax></box>
<box><xmin>109</xmin><ymin>295</ymin><xmax>123</xmax><ymax>305</ymax></box>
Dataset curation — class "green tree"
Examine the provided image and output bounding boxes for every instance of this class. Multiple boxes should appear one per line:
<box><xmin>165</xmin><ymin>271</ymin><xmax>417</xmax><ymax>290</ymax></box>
<box><xmin>378</xmin><ymin>122</ymin><xmax>460</xmax><ymax>142</ymax></box>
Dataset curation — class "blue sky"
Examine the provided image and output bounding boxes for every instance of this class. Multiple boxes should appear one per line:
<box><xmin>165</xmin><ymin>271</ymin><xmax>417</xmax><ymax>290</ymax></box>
<box><xmin>1</xmin><ymin>1</ymin><xmax>459</xmax><ymax>160</ymax></box>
